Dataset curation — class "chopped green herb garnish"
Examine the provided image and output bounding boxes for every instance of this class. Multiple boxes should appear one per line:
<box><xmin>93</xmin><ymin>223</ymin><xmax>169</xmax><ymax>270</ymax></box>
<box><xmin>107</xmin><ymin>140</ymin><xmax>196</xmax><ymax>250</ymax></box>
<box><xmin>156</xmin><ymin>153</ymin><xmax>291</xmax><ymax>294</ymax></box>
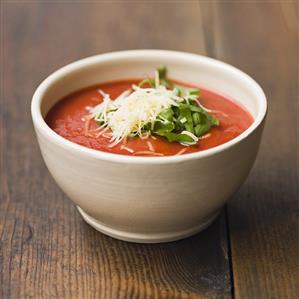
<box><xmin>90</xmin><ymin>66</ymin><xmax>219</xmax><ymax>147</ymax></box>
<box><xmin>138</xmin><ymin>78</ymin><xmax>155</xmax><ymax>88</ymax></box>
<box><xmin>148</xmin><ymin>65</ymin><xmax>219</xmax><ymax>142</ymax></box>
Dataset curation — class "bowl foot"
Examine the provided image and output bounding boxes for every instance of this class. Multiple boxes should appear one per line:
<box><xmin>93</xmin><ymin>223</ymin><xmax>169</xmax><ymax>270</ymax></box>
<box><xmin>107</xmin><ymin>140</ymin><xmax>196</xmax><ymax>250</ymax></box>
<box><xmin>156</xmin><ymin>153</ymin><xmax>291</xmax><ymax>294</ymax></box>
<box><xmin>77</xmin><ymin>206</ymin><xmax>220</xmax><ymax>243</ymax></box>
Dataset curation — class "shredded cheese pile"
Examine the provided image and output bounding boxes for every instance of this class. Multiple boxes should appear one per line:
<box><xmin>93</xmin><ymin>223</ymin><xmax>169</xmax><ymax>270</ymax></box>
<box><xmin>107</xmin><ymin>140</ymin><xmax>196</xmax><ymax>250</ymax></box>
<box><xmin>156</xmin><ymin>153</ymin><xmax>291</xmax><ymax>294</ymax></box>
<box><xmin>89</xmin><ymin>85</ymin><xmax>181</xmax><ymax>147</ymax></box>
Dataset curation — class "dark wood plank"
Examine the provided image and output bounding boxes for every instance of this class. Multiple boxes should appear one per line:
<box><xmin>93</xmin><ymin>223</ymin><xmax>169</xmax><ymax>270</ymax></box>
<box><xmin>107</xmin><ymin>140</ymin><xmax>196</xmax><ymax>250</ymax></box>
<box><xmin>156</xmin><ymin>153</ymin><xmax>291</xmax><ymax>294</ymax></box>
<box><xmin>212</xmin><ymin>2</ymin><xmax>299</xmax><ymax>298</ymax></box>
<box><xmin>0</xmin><ymin>1</ymin><xmax>231</xmax><ymax>298</ymax></box>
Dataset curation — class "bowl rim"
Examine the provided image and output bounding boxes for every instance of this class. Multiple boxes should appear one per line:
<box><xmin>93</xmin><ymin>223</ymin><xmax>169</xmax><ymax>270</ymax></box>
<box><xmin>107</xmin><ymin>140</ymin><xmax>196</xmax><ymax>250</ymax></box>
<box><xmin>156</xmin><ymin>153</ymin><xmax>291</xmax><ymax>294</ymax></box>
<box><xmin>31</xmin><ymin>49</ymin><xmax>267</xmax><ymax>164</ymax></box>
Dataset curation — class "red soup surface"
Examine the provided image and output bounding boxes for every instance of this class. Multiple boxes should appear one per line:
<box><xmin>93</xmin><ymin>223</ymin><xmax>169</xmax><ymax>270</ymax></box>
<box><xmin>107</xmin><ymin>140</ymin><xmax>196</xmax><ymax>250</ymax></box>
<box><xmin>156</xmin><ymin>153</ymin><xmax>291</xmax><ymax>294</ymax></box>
<box><xmin>46</xmin><ymin>80</ymin><xmax>254</xmax><ymax>156</ymax></box>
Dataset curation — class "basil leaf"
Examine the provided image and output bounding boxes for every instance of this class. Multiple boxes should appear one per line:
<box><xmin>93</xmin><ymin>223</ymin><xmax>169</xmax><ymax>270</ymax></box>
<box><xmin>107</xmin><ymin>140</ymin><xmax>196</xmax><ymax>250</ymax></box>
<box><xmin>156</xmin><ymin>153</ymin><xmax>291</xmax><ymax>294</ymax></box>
<box><xmin>192</xmin><ymin>112</ymin><xmax>201</xmax><ymax>125</ymax></box>
<box><xmin>157</xmin><ymin>65</ymin><xmax>167</xmax><ymax>80</ymax></box>
<box><xmin>178</xmin><ymin>106</ymin><xmax>193</xmax><ymax>125</ymax></box>
<box><xmin>173</xmin><ymin>84</ymin><xmax>200</xmax><ymax>97</ymax></box>
<box><xmin>194</xmin><ymin>124</ymin><xmax>211</xmax><ymax>137</ymax></box>
<box><xmin>208</xmin><ymin>115</ymin><xmax>220</xmax><ymax>126</ymax></box>
<box><xmin>138</xmin><ymin>78</ymin><xmax>155</xmax><ymax>88</ymax></box>
<box><xmin>154</xmin><ymin>120</ymin><xmax>175</xmax><ymax>134</ymax></box>
<box><xmin>159</xmin><ymin>108</ymin><xmax>174</xmax><ymax>122</ymax></box>
<box><xmin>172</xmin><ymin>106</ymin><xmax>180</xmax><ymax>118</ymax></box>
<box><xmin>135</xmin><ymin>65</ymin><xmax>220</xmax><ymax>144</ymax></box>
<box><xmin>154</xmin><ymin>131</ymin><xmax>194</xmax><ymax>143</ymax></box>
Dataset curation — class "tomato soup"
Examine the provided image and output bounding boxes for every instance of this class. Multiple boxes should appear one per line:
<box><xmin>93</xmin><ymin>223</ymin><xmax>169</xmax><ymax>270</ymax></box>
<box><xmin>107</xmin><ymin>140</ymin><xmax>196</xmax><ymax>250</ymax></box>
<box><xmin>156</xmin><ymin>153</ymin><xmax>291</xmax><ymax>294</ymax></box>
<box><xmin>46</xmin><ymin>80</ymin><xmax>253</xmax><ymax>156</ymax></box>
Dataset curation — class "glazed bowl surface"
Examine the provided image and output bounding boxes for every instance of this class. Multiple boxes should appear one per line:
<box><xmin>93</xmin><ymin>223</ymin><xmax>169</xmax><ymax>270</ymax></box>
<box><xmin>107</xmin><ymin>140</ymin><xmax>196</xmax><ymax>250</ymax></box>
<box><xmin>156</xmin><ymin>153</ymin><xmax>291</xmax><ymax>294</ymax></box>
<box><xmin>31</xmin><ymin>50</ymin><xmax>267</xmax><ymax>243</ymax></box>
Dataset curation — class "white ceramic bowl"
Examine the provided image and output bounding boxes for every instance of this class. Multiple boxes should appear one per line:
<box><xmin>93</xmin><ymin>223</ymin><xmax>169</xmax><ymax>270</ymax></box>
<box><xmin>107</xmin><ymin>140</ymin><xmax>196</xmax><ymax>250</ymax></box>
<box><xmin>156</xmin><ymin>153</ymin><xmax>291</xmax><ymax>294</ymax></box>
<box><xmin>31</xmin><ymin>50</ymin><xmax>267</xmax><ymax>243</ymax></box>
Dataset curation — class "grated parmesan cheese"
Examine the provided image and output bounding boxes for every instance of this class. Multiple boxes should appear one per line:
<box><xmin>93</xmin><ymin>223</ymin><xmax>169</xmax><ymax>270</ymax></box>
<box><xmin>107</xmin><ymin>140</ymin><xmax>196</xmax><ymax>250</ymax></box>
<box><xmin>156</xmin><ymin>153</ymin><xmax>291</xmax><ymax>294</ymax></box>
<box><xmin>133</xmin><ymin>151</ymin><xmax>164</xmax><ymax>156</ymax></box>
<box><xmin>175</xmin><ymin>148</ymin><xmax>187</xmax><ymax>156</ymax></box>
<box><xmin>181</xmin><ymin>130</ymin><xmax>198</xmax><ymax>143</ymax></box>
<box><xmin>194</xmin><ymin>98</ymin><xmax>228</xmax><ymax>117</ymax></box>
<box><xmin>180</xmin><ymin>117</ymin><xmax>187</xmax><ymax>124</ymax></box>
<box><xmin>90</xmin><ymin>85</ymin><xmax>179</xmax><ymax>147</ymax></box>
<box><xmin>200</xmin><ymin>133</ymin><xmax>211</xmax><ymax>140</ymax></box>
<box><xmin>146</xmin><ymin>140</ymin><xmax>155</xmax><ymax>152</ymax></box>
<box><xmin>120</xmin><ymin>145</ymin><xmax>134</xmax><ymax>153</ymax></box>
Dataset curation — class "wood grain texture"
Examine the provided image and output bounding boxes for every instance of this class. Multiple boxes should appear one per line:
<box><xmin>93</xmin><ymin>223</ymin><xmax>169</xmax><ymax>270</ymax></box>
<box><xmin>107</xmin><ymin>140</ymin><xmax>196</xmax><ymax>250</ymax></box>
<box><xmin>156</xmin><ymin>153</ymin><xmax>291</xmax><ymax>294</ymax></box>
<box><xmin>1</xmin><ymin>1</ymin><xmax>231</xmax><ymax>298</ymax></box>
<box><xmin>213</xmin><ymin>2</ymin><xmax>299</xmax><ymax>299</ymax></box>
<box><xmin>1</xmin><ymin>1</ymin><xmax>298</xmax><ymax>298</ymax></box>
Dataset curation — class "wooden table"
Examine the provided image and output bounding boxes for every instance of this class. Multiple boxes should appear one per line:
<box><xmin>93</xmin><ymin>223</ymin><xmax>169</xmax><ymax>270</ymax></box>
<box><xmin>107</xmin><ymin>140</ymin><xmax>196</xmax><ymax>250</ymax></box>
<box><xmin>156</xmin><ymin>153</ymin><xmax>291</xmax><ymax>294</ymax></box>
<box><xmin>1</xmin><ymin>1</ymin><xmax>298</xmax><ymax>298</ymax></box>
